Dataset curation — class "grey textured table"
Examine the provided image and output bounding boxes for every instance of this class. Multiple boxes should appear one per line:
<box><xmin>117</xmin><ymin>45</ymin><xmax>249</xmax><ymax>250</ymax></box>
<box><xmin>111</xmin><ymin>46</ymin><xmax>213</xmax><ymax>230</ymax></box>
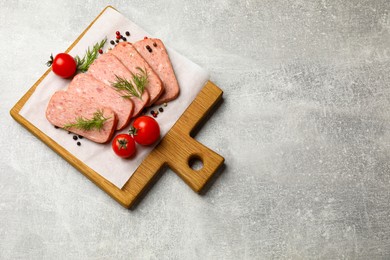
<box><xmin>1</xmin><ymin>0</ymin><xmax>390</xmax><ymax>259</ymax></box>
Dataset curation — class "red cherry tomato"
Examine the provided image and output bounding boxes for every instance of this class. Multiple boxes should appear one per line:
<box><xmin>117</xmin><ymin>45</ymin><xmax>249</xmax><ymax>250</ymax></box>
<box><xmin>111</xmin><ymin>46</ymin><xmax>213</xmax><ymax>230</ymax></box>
<box><xmin>50</xmin><ymin>53</ymin><xmax>77</xmax><ymax>78</ymax></box>
<box><xmin>112</xmin><ymin>134</ymin><xmax>136</xmax><ymax>158</ymax></box>
<box><xmin>131</xmin><ymin>116</ymin><xmax>160</xmax><ymax>146</ymax></box>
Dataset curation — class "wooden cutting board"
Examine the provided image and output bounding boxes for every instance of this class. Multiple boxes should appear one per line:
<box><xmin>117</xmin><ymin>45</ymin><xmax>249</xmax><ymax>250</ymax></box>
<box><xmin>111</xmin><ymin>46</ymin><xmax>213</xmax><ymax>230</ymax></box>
<box><xmin>9</xmin><ymin>6</ymin><xmax>224</xmax><ymax>208</ymax></box>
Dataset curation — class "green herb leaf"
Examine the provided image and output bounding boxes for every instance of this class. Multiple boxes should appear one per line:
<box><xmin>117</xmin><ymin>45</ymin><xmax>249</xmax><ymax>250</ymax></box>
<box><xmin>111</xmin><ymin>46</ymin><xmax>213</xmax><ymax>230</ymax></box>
<box><xmin>75</xmin><ymin>38</ymin><xmax>107</xmax><ymax>73</ymax></box>
<box><xmin>111</xmin><ymin>67</ymin><xmax>148</xmax><ymax>100</ymax></box>
<box><xmin>63</xmin><ymin>109</ymin><xmax>110</xmax><ymax>131</ymax></box>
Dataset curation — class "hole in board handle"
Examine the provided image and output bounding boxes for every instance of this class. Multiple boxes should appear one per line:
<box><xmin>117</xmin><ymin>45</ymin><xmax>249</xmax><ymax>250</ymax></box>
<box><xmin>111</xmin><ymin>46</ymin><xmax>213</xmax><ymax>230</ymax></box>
<box><xmin>188</xmin><ymin>155</ymin><xmax>204</xmax><ymax>171</ymax></box>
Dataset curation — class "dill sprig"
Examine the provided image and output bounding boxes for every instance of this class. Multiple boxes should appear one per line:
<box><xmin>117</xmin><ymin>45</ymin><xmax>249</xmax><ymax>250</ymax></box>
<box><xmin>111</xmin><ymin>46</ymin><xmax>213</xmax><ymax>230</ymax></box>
<box><xmin>111</xmin><ymin>67</ymin><xmax>148</xmax><ymax>100</ymax></box>
<box><xmin>75</xmin><ymin>38</ymin><xmax>107</xmax><ymax>73</ymax></box>
<box><xmin>63</xmin><ymin>109</ymin><xmax>110</xmax><ymax>131</ymax></box>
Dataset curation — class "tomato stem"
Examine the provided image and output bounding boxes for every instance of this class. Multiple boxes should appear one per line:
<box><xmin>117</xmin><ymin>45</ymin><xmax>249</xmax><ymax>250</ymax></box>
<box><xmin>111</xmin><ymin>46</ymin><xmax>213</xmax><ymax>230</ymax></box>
<box><xmin>128</xmin><ymin>126</ymin><xmax>138</xmax><ymax>136</ymax></box>
<box><xmin>118</xmin><ymin>138</ymin><xmax>128</xmax><ymax>149</ymax></box>
<box><xmin>46</xmin><ymin>53</ymin><xmax>54</xmax><ymax>67</ymax></box>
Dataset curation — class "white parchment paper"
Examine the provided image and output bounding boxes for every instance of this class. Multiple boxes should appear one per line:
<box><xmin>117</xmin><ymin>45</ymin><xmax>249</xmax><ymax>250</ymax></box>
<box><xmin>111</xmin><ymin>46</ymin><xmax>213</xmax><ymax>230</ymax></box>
<box><xmin>19</xmin><ymin>7</ymin><xmax>209</xmax><ymax>188</ymax></box>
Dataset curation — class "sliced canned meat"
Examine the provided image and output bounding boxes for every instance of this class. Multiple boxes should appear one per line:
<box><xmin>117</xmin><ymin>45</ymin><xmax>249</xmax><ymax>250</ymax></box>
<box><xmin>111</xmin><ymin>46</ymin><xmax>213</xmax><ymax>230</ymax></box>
<box><xmin>88</xmin><ymin>53</ymin><xmax>150</xmax><ymax>117</ymax></box>
<box><xmin>133</xmin><ymin>38</ymin><xmax>180</xmax><ymax>105</ymax></box>
<box><xmin>46</xmin><ymin>91</ymin><xmax>117</xmax><ymax>143</ymax></box>
<box><xmin>110</xmin><ymin>42</ymin><xmax>163</xmax><ymax>106</ymax></box>
<box><xmin>67</xmin><ymin>73</ymin><xmax>133</xmax><ymax>130</ymax></box>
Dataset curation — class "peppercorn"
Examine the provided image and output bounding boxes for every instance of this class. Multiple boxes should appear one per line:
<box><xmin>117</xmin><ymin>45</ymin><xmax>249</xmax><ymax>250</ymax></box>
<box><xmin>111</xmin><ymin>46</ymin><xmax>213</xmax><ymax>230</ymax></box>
<box><xmin>152</xmin><ymin>113</ymin><xmax>157</xmax><ymax>118</ymax></box>
<box><xmin>116</xmin><ymin>31</ymin><xmax>120</xmax><ymax>35</ymax></box>
<box><xmin>144</xmin><ymin>36</ymin><xmax>148</xmax><ymax>39</ymax></box>
<box><xmin>122</xmin><ymin>36</ymin><xmax>127</xmax><ymax>41</ymax></box>
<box><xmin>54</xmin><ymin>125</ymin><xmax>59</xmax><ymax>129</ymax></box>
<box><xmin>115</xmin><ymin>39</ymin><xmax>119</xmax><ymax>43</ymax></box>
<box><xmin>125</xmin><ymin>31</ymin><xmax>130</xmax><ymax>36</ymax></box>
<box><xmin>163</xmin><ymin>103</ymin><xmax>167</xmax><ymax>107</ymax></box>
<box><xmin>98</xmin><ymin>49</ymin><xmax>103</xmax><ymax>54</ymax></box>
<box><xmin>116</xmin><ymin>35</ymin><xmax>121</xmax><ymax>39</ymax></box>
<box><xmin>77</xmin><ymin>142</ymin><xmax>81</xmax><ymax>146</ymax></box>
<box><xmin>153</xmin><ymin>42</ymin><xmax>157</xmax><ymax>47</ymax></box>
<box><xmin>159</xmin><ymin>107</ymin><xmax>164</xmax><ymax>112</ymax></box>
<box><xmin>146</xmin><ymin>45</ymin><xmax>152</xmax><ymax>53</ymax></box>
<box><xmin>78</xmin><ymin>135</ymin><xmax>83</xmax><ymax>139</ymax></box>
<box><xmin>150</xmin><ymin>110</ymin><xmax>155</xmax><ymax>115</ymax></box>
<box><xmin>73</xmin><ymin>135</ymin><xmax>78</xmax><ymax>141</ymax></box>
<box><xmin>110</xmin><ymin>40</ymin><xmax>115</xmax><ymax>45</ymax></box>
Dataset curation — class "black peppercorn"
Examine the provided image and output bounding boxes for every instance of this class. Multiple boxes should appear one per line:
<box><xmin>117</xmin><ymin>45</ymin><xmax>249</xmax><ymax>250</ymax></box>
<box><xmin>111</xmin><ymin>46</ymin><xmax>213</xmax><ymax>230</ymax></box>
<box><xmin>125</xmin><ymin>31</ymin><xmax>130</xmax><ymax>36</ymax></box>
<box><xmin>159</xmin><ymin>107</ymin><xmax>163</xmax><ymax>112</ymax></box>
<box><xmin>73</xmin><ymin>135</ymin><xmax>78</xmax><ymax>141</ymax></box>
<box><xmin>153</xmin><ymin>42</ymin><xmax>157</xmax><ymax>47</ymax></box>
<box><xmin>110</xmin><ymin>40</ymin><xmax>115</xmax><ymax>45</ymax></box>
<box><xmin>77</xmin><ymin>142</ymin><xmax>81</xmax><ymax>146</ymax></box>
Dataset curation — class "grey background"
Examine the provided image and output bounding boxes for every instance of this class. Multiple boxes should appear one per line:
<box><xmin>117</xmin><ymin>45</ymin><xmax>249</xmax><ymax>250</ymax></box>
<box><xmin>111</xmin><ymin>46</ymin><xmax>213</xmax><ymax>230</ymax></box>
<box><xmin>1</xmin><ymin>0</ymin><xmax>390</xmax><ymax>259</ymax></box>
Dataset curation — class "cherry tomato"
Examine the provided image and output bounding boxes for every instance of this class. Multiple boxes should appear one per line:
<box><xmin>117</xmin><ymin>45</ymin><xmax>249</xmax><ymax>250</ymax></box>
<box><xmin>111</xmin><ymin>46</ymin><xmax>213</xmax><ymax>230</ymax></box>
<box><xmin>131</xmin><ymin>116</ymin><xmax>160</xmax><ymax>146</ymax></box>
<box><xmin>112</xmin><ymin>134</ymin><xmax>136</xmax><ymax>158</ymax></box>
<box><xmin>48</xmin><ymin>53</ymin><xmax>77</xmax><ymax>78</ymax></box>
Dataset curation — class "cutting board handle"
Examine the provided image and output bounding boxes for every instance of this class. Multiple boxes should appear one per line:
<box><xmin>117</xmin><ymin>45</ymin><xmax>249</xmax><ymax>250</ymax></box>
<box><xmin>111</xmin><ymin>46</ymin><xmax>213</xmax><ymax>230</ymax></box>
<box><xmin>163</xmin><ymin>132</ymin><xmax>224</xmax><ymax>192</ymax></box>
<box><xmin>157</xmin><ymin>81</ymin><xmax>224</xmax><ymax>192</ymax></box>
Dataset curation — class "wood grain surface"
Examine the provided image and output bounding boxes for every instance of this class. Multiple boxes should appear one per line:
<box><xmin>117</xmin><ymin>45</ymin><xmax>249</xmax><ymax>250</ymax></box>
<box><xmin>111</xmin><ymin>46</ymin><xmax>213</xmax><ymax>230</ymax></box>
<box><xmin>9</xmin><ymin>6</ymin><xmax>224</xmax><ymax>208</ymax></box>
